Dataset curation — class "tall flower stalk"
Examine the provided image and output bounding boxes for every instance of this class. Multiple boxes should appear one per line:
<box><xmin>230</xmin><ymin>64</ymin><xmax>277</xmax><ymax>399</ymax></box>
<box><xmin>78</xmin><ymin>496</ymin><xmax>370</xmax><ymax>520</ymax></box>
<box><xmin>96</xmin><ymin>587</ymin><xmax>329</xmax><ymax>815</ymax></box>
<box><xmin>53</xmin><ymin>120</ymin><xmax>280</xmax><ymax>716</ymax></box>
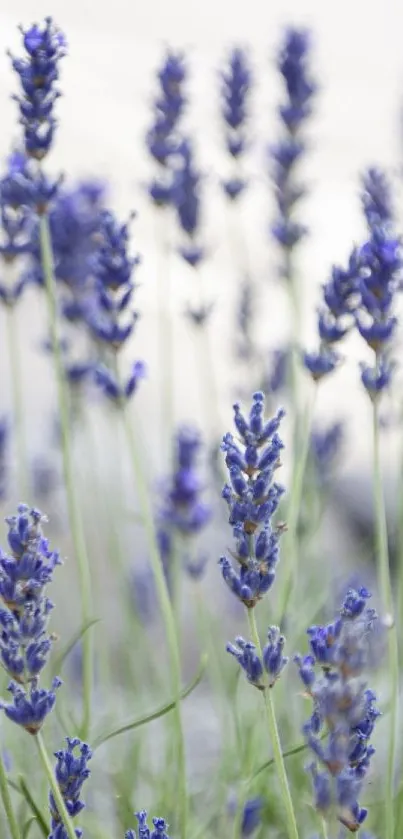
<box><xmin>220</xmin><ymin>393</ymin><xmax>299</xmax><ymax>839</ymax></box>
<box><xmin>9</xmin><ymin>18</ymin><xmax>93</xmax><ymax>738</ymax></box>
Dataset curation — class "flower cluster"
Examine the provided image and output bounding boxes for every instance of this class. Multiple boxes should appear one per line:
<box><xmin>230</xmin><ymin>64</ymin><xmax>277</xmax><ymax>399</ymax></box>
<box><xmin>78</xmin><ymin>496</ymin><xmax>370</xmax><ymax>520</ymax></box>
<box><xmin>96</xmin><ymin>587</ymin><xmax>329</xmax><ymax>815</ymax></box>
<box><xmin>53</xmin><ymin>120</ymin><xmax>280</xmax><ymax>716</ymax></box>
<box><xmin>49</xmin><ymin>737</ymin><xmax>92</xmax><ymax>839</ymax></box>
<box><xmin>0</xmin><ymin>504</ymin><xmax>62</xmax><ymax>733</ymax></box>
<box><xmin>219</xmin><ymin>392</ymin><xmax>285</xmax><ymax>607</ymax></box>
<box><xmin>295</xmin><ymin>587</ymin><xmax>380</xmax><ymax>832</ymax></box>
<box><xmin>303</xmin><ymin>253</ymin><xmax>359</xmax><ymax>381</ymax></box>
<box><xmin>355</xmin><ymin>169</ymin><xmax>401</xmax><ymax>398</ymax></box>
<box><xmin>0</xmin><ymin>150</ymin><xmax>61</xmax><ymax>216</ymax></box>
<box><xmin>9</xmin><ymin>18</ymin><xmax>66</xmax><ymax>160</ymax></box>
<box><xmin>270</xmin><ymin>28</ymin><xmax>316</xmax><ymax>270</ymax></box>
<box><xmin>86</xmin><ymin>210</ymin><xmax>145</xmax><ymax>402</ymax></box>
<box><xmin>220</xmin><ymin>48</ymin><xmax>252</xmax><ymax>200</ymax></box>
<box><xmin>227</xmin><ymin>626</ymin><xmax>288</xmax><ymax>688</ymax></box>
<box><xmin>228</xmin><ymin>795</ymin><xmax>263</xmax><ymax>836</ymax></box>
<box><xmin>173</xmin><ymin>139</ymin><xmax>205</xmax><ymax>269</ymax></box>
<box><xmin>310</xmin><ymin>420</ymin><xmax>344</xmax><ymax>485</ymax></box>
<box><xmin>0</xmin><ymin>157</ymin><xmax>34</xmax><ymax>307</ymax></box>
<box><xmin>160</xmin><ymin>426</ymin><xmax>211</xmax><ymax>537</ymax></box>
<box><xmin>147</xmin><ymin>51</ymin><xmax>186</xmax><ymax>206</ymax></box>
<box><xmin>126</xmin><ymin>810</ymin><xmax>170</xmax><ymax>839</ymax></box>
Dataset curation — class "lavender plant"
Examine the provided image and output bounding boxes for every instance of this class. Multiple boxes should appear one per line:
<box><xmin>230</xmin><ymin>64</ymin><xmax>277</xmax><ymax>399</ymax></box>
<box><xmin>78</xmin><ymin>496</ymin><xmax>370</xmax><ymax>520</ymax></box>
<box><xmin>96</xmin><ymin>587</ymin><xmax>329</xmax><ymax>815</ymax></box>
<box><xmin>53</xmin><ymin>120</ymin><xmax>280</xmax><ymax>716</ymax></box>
<box><xmin>1</xmin><ymin>12</ymin><xmax>402</xmax><ymax>839</ymax></box>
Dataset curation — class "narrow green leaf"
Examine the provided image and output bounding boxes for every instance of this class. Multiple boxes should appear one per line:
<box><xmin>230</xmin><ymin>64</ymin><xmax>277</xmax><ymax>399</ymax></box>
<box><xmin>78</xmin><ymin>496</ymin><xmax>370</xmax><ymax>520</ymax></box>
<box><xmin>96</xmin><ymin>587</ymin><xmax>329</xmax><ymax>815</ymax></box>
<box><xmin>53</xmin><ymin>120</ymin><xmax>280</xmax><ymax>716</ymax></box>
<box><xmin>17</xmin><ymin>776</ymin><xmax>49</xmax><ymax>838</ymax></box>
<box><xmin>22</xmin><ymin>817</ymin><xmax>38</xmax><ymax>839</ymax></box>
<box><xmin>93</xmin><ymin>653</ymin><xmax>207</xmax><ymax>750</ymax></box>
<box><xmin>50</xmin><ymin>618</ymin><xmax>100</xmax><ymax>677</ymax></box>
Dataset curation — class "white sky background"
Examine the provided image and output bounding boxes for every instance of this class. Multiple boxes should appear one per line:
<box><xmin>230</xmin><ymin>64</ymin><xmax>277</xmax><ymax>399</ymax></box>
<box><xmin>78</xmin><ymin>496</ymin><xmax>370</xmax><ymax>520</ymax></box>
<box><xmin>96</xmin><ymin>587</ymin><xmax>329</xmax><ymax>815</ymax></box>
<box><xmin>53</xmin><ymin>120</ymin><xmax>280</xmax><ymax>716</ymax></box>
<box><xmin>0</xmin><ymin>0</ymin><xmax>402</xmax><ymax>483</ymax></box>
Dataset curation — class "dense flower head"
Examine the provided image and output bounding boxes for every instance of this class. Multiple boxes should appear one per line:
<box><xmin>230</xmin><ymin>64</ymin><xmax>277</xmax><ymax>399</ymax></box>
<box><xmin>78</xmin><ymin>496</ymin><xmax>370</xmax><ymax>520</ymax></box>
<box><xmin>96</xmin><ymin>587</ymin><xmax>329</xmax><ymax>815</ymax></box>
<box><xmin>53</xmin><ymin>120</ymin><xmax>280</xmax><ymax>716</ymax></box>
<box><xmin>158</xmin><ymin>426</ymin><xmax>212</xmax><ymax>537</ymax></box>
<box><xmin>95</xmin><ymin>361</ymin><xmax>146</xmax><ymax>404</ymax></box>
<box><xmin>304</xmin><ymin>252</ymin><xmax>359</xmax><ymax>382</ymax></box>
<box><xmin>277</xmin><ymin>28</ymin><xmax>316</xmax><ymax>130</ymax></box>
<box><xmin>126</xmin><ymin>810</ymin><xmax>170</xmax><ymax>839</ymax></box>
<box><xmin>355</xmin><ymin>206</ymin><xmax>402</xmax><ymax>396</ymax></box>
<box><xmin>172</xmin><ymin>140</ymin><xmax>204</xmax><ymax>266</ymax></box>
<box><xmin>271</xmin><ymin>27</ymin><xmax>315</xmax><ymax>267</ymax></box>
<box><xmin>220</xmin><ymin>47</ymin><xmax>252</xmax><ymax>198</ymax></box>
<box><xmin>147</xmin><ymin>51</ymin><xmax>186</xmax><ymax>166</ymax></box>
<box><xmin>219</xmin><ymin>393</ymin><xmax>286</xmax><ymax>607</ymax></box>
<box><xmin>86</xmin><ymin>210</ymin><xmax>140</xmax><ymax>350</ymax></box>
<box><xmin>228</xmin><ymin>795</ymin><xmax>263</xmax><ymax>836</ymax></box>
<box><xmin>9</xmin><ymin>18</ymin><xmax>66</xmax><ymax>159</ymax></box>
<box><xmin>0</xmin><ymin>157</ymin><xmax>34</xmax><ymax>307</ymax></box>
<box><xmin>0</xmin><ymin>676</ymin><xmax>61</xmax><ymax>734</ymax></box>
<box><xmin>295</xmin><ymin>587</ymin><xmax>380</xmax><ymax>832</ymax></box>
<box><xmin>227</xmin><ymin>626</ymin><xmax>288</xmax><ymax>688</ymax></box>
<box><xmin>361</xmin><ymin>167</ymin><xmax>394</xmax><ymax>230</ymax></box>
<box><xmin>0</xmin><ymin>504</ymin><xmax>62</xmax><ymax>732</ymax></box>
<box><xmin>29</xmin><ymin>179</ymin><xmax>106</xmax><ymax>313</ymax></box>
<box><xmin>0</xmin><ymin>150</ymin><xmax>61</xmax><ymax>216</ymax></box>
<box><xmin>146</xmin><ymin>50</ymin><xmax>187</xmax><ymax>207</ymax></box>
<box><xmin>49</xmin><ymin>737</ymin><xmax>92</xmax><ymax>837</ymax></box>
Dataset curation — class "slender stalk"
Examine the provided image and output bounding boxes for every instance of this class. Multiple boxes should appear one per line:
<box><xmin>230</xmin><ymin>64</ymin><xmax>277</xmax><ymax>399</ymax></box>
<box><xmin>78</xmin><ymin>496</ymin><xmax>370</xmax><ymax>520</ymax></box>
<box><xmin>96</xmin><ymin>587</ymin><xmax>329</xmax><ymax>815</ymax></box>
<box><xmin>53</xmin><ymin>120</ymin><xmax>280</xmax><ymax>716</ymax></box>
<box><xmin>38</xmin><ymin>215</ymin><xmax>93</xmax><ymax>739</ymax></box>
<box><xmin>247</xmin><ymin>609</ymin><xmax>299</xmax><ymax>839</ymax></box>
<box><xmin>278</xmin><ymin>385</ymin><xmax>317</xmax><ymax>622</ymax></box>
<box><xmin>120</xmin><ymin>402</ymin><xmax>187</xmax><ymax>839</ymax></box>
<box><xmin>372</xmin><ymin>398</ymin><xmax>399</xmax><ymax>839</ymax></box>
<box><xmin>35</xmin><ymin>732</ymin><xmax>77</xmax><ymax>839</ymax></box>
<box><xmin>319</xmin><ymin>816</ymin><xmax>329</xmax><ymax>839</ymax></box>
<box><xmin>0</xmin><ymin>751</ymin><xmax>20</xmax><ymax>839</ymax></box>
<box><xmin>6</xmin><ymin>305</ymin><xmax>29</xmax><ymax>499</ymax></box>
<box><xmin>156</xmin><ymin>208</ymin><xmax>175</xmax><ymax>463</ymax></box>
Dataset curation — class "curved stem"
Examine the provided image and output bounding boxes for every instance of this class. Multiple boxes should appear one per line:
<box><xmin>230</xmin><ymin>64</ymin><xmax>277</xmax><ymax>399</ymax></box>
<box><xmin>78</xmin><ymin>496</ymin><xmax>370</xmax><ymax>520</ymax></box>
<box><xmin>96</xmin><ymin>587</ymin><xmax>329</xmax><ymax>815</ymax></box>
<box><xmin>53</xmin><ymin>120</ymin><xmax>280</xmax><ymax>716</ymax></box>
<box><xmin>39</xmin><ymin>215</ymin><xmax>93</xmax><ymax>739</ymax></box>
<box><xmin>6</xmin><ymin>306</ymin><xmax>29</xmax><ymax>499</ymax></box>
<box><xmin>0</xmin><ymin>751</ymin><xmax>20</xmax><ymax>839</ymax></box>
<box><xmin>35</xmin><ymin>732</ymin><xmax>77</xmax><ymax>839</ymax></box>
<box><xmin>247</xmin><ymin>609</ymin><xmax>299</xmax><ymax>839</ymax></box>
<box><xmin>120</xmin><ymin>402</ymin><xmax>188</xmax><ymax>839</ymax></box>
<box><xmin>372</xmin><ymin>399</ymin><xmax>398</xmax><ymax>839</ymax></box>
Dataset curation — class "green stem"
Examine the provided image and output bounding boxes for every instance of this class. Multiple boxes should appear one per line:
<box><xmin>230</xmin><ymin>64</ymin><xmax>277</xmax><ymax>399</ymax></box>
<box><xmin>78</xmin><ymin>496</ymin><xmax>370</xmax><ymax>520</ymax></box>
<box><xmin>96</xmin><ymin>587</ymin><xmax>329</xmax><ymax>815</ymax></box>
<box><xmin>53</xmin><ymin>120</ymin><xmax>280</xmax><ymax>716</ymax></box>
<box><xmin>39</xmin><ymin>215</ymin><xmax>93</xmax><ymax>739</ymax></box>
<box><xmin>6</xmin><ymin>306</ymin><xmax>29</xmax><ymax>499</ymax></box>
<box><xmin>278</xmin><ymin>386</ymin><xmax>317</xmax><ymax>622</ymax></box>
<box><xmin>35</xmin><ymin>732</ymin><xmax>77</xmax><ymax>839</ymax></box>
<box><xmin>319</xmin><ymin>816</ymin><xmax>329</xmax><ymax>839</ymax></box>
<box><xmin>120</xmin><ymin>402</ymin><xmax>188</xmax><ymax>839</ymax></box>
<box><xmin>156</xmin><ymin>208</ymin><xmax>175</xmax><ymax>463</ymax></box>
<box><xmin>247</xmin><ymin>609</ymin><xmax>299</xmax><ymax>839</ymax></box>
<box><xmin>372</xmin><ymin>398</ymin><xmax>399</xmax><ymax>839</ymax></box>
<box><xmin>0</xmin><ymin>751</ymin><xmax>20</xmax><ymax>839</ymax></box>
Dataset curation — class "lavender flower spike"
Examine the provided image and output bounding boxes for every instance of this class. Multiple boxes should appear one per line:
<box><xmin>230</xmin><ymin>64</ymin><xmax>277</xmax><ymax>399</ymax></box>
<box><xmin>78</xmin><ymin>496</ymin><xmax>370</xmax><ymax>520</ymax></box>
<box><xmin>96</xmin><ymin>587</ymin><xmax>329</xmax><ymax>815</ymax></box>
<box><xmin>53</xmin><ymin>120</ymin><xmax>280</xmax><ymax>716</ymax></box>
<box><xmin>9</xmin><ymin>18</ymin><xmax>66</xmax><ymax>159</ymax></box>
<box><xmin>126</xmin><ymin>810</ymin><xmax>170</xmax><ymax>839</ymax></box>
<box><xmin>219</xmin><ymin>392</ymin><xmax>286</xmax><ymax>608</ymax></box>
<box><xmin>295</xmin><ymin>587</ymin><xmax>380</xmax><ymax>832</ymax></box>
<box><xmin>270</xmin><ymin>28</ymin><xmax>316</xmax><ymax>271</ymax></box>
<box><xmin>220</xmin><ymin>47</ymin><xmax>252</xmax><ymax>200</ymax></box>
<box><xmin>0</xmin><ymin>504</ymin><xmax>62</xmax><ymax>732</ymax></box>
<box><xmin>49</xmin><ymin>737</ymin><xmax>92</xmax><ymax>838</ymax></box>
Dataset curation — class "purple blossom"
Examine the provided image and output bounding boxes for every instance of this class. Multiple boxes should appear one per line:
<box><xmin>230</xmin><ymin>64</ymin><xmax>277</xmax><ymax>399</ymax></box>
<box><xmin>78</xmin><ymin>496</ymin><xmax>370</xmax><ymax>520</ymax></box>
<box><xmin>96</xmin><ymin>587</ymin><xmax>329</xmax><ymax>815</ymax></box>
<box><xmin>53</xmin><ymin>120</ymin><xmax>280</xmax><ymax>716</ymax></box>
<box><xmin>126</xmin><ymin>811</ymin><xmax>170</xmax><ymax>839</ymax></box>
<box><xmin>9</xmin><ymin>18</ymin><xmax>66</xmax><ymax>159</ymax></box>
<box><xmin>49</xmin><ymin>737</ymin><xmax>92</xmax><ymax>836</ymax></box>
<box><xmin>270</xmin><ymin>28</ymin><xmax>316</xmax><ymax>271</ymax></box>
<box><xmin>295</xmin><ymin>587</ymin><xmax>380</xmax><ymax>832</ymax></box>
<box><xmin>219</xmin><ymin>393</ymin><xmax>286</xmax><ymax>607</ymax></box>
